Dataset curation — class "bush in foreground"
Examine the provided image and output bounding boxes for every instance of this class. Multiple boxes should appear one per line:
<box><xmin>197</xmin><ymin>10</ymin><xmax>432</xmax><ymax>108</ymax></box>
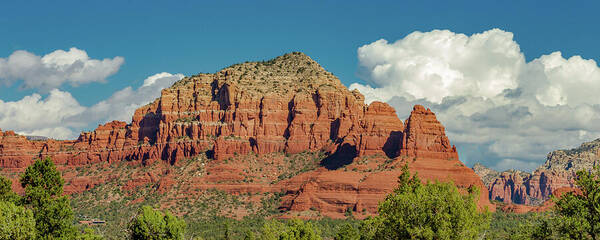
<box><xmin>0</xmin><ymin>200</ymin><xmax>36</xmax><ymax>240</ymax></box>
<box><xmin>352</xmin><ymin>164</ymin><xmax>490</xmax><ymax>240</ymax></box>
<box><xmin>128</xmin><ymin>205</ymin><xmax>186</xmax><ymax>240</ymax></box>
<box><xmin>1</xmin><ymin>158</ymin><xmax>103</xmax><ymax>240</ymax></box>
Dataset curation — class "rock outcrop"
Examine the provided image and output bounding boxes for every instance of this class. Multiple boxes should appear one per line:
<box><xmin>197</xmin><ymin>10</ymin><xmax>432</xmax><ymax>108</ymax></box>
<box><xmin>477</xmin><ymin>138</ymin><xmax>600</xmax><ymax>206</ymax></box>
<box><xmin>473</xmin><ymin>164</ymin><xmax>531</xmax><ymax>204</ymax></box>
<box><xmin>1</xmin><ymin>53</ymin><xmax>402</xmax><ymax>169</ymax></box>
<box><xmin>400</xmin><ymin>105</ymin><xmax>459</xmax><ymax>160</ymax></box>
<box><xmin>279</xmin><ymin>106</ymin><xmax>493</xmax><ymax>218</ymax></box>
<box><xmin>0</xmin><ymin>52</ymin><xmax>491</xmax><ymax>218</ymax></box>
<box><xmin>472</xmin><ymin>163</ymin><xmax>500</xmax><ymax>187</ymax></box>
<box><xmin>488</xmin><ymin>170</ymin><xmax>532</xmax><ymax>204</ymax></box>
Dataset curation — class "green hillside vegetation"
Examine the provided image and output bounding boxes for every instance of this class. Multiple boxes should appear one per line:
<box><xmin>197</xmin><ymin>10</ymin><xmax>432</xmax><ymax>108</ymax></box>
<box><xmin>3</xmin><ymin>157</ymin><xmax>599</xmax><ymax>239</ymax></box>
<box><xmin>0</xmin><ymin>157</ymin><xmax>102</xmax><ymax>239</ymax></box>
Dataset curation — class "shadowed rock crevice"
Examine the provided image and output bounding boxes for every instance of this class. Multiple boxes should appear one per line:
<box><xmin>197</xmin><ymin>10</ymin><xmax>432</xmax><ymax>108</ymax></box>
<box><xmin>382</xmin><ymin>131</ymin><xmax>403</xmax><ymax>159</ymax></box>
<box><xmin>216</xmin><ymin>83</ymin><xmax>233</xmax><ymax>111</ymax></box>
<box><xmin>282</xmin><ymin>100</ymin><xmax>295</xmax><ymax>140</ymax></box>
<box><xmin>138</xmin><ymin>112</ymin><xmax>160</xmax><ymax>145</ymax></box>
<box><xmin>329</xmin><ymin>119</ymin><xmax>341</xmax><ymax>141</ymax></box>
<box><xmin>320</xmin><ymin>143</ymin><xmax>358</xmax><ymax>170</ymax></box>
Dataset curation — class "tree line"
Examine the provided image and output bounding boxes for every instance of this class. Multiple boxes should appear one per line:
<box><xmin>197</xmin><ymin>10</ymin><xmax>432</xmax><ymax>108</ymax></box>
<box><xmin>1</xmin><ymin>157</ymin><xmax>600</xmax><ymax>239</ymax></box>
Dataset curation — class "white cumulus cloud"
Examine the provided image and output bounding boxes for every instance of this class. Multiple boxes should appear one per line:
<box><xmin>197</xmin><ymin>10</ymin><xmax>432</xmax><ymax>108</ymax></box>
<box><xmin>0</xmin><ymin>72</ymin><xmax>184</xmax><ymax>140</ymax></box>
<box><xmin>77</xmin><ymin>72</ymin><xmax>184</xmax><ymax>124</ymax></box>
<box><xmin>0</xmin><ymin>89</ymin><xmax>85</xmax><ymax>139</ymax></box>
<box><xmin>352</xmin><ymin>29</ymin><xmax>524</xmax><ymax>103</ymax></box>
<box><xmin>351</xmin><ymin>28</ymin><xmax>600</xmax><ymax>172</ymax></box>
<box><xmin>0</xmin><ymin>47</ymin><xmax>124</xmax><ymax>91</ymax></box>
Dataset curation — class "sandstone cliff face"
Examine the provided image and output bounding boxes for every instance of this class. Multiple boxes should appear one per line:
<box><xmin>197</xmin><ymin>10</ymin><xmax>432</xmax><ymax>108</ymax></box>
<box><xmin>476</xmin><ymin>139</ymin><xmax>600</xmax><ymax>206</ymax></box>
<box><xmin>473</xmin><ymin>164</ymin><xmax>531</xmax><ymax>204</ymax></box>
<box><xmin>278</xmin><ymin>105</ymin><xmax>493</xmax><ymax>218</ymax></box>
<box><xmin>0</xmin><ymin>52</ymin><xmax>491</xmax><ymax>218</ymax></box>
<box><xmin>1</xmin><ymin>53</ymin><xmax>401</xmax><ymax>168</ymax></box>
<box><xmin>400</xmin><ymin>105</ymin><xmax>458</xmax><ymax>160</ymax></box>
<box><xmin>488</xmin><ymin>171</ymin><xmax>532</xmax><ymax>204</ymax></box>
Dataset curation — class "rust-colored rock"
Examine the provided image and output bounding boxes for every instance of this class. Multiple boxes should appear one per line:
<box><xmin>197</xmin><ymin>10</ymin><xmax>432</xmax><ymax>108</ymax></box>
<box><xmin>0</xmin><ymin>52</ymin><xmax>492</xmax><ymax>218</ymax></box>
<box><xmin>400</xmin><ymin>105</ymin><xmax>459</xmax><ymax>160</ymax></box>
<box><xmin>0</xmin><ymin>52</ymin><xmax>403</xmax><ymax>173</ymax></box>
<box><xmin>488</xmin><ymin>171</ymin><xmax>531</xmax><ymax>204</ymax></box>
<box><xmin>279</xmin><ymin>105</ymin><xmax>493</xmax><ymax>218</ymax></box>
<box><xmin>500</xmin><ymin>187</ymin><xmax>581</xmax><ymax>214</ymax></box>
<box><xmin>476</xmin><ymin>138</ymin><xmax>600</xmax><ymax>213</ymax></box>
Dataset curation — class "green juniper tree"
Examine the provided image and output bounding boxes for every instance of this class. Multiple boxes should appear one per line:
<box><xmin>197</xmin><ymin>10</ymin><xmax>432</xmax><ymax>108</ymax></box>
<box><xmin>334</xmin><ymin>223</ymin><xmax>359</xmax><ymax>240</ymax></box>
<box><xmin>20</xmin><ymin>157</ymin><xmax>77</xmax><ymax>239</ymax></box>
<box><xmin>243</xmin><ymin>230</ymin><xmax>257</xmax><ymax>240</ymax></box>
<box><xmin>128</xmin><ymin>205</ymin><xmax>186</xmax><ymax>240</ymax></box>
<box><xmin>0</xmin><ymin>176</ymin><xmax>19</xmax><ymax>204</ymax></box>
<box><xmin>358</xmin><ymin>164</ymin><xmax>490</xmax><ymax>240</ymax></box>
<box><xmin>0</xmin><ymin>200</ymin><xmax>36</xmax><ymax>240</ymax></box>
<box><xmin>259</xmin><ymin>219</ymin><xmax>321</xmax><ymax>240</ymax></box>
<box><xmin>75</xmin><ymin>228</ymin><xmax>104</xmax><ymax>240</ymax></box>
<box><xmin>552</xmin><ymin>168</ymin><xmax>600</xmax><ymax>239</ymax></box>
<box><xmin>278</xmin><ymin>219</ymin><xmax>322</xmax><ymax>240</ymax></box>
<box><xmin>259</xmin><ymin>220</ymin><xmax>286</xmax><ymax>240</ymax></box>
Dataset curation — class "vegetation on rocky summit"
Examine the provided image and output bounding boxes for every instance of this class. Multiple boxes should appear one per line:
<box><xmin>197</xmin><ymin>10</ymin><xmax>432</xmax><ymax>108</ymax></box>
<box><xmin>172</xmin><ymin>52</ymin><xmax>342</xmax><ymax>97</ymax></box>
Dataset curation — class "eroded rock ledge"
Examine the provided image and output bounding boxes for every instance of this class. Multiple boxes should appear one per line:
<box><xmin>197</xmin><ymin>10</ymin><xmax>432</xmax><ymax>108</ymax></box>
<box><xmin>0</xmin><ymin>52</ymin><xmax>492</xmax><ymax>217</ymax></box>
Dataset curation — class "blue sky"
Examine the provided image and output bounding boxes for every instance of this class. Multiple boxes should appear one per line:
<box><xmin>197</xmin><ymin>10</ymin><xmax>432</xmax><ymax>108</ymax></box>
<box><xmin>1</xmin><ymin>1</ymin><xmax>600</xmax><ymax>171</ymax></box>
<box><xmin>2</xmin><ymin>1</ymin><xmax>598</xmax><ymax>104</ymax></box>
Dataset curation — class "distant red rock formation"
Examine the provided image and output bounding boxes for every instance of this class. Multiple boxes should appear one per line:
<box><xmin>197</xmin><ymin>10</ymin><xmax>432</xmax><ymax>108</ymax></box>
<box><xmin>487</xmin><ymin>171</ymin><xmax>531</xmax><ymax>204</ymax></box>
<box><xmin>499</xmin><ymin>187</ymin><xmax>581</xmax><ymax>214</ymax></box>
<box><xmin>474</xmin><ymin>138</ymin><xmax>600</xmax><ymax>210</ymax></box>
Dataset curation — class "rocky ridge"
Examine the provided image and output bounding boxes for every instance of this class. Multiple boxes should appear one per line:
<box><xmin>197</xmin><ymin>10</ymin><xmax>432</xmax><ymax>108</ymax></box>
<box><xmin>472</xmin><ymin>163</ymin><xmax>500</xmax><ymax>187</ymax></box>
<box><xmin>475</xmin><ymin>138</ymin><xmax>600</xmax><ymax>206</ymax></box>
<box><xmin>0</xmin><ymin>52</ymin><xmax>492</xmax><ymax>218</ymax></box>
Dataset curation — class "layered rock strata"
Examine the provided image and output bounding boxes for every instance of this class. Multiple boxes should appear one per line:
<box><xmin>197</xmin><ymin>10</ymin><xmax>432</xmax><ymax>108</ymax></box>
<box><xmin>1</xmin><ymin>53</ymin><xmax>402</xmax><ymax>168</ymax></box>
<box><xmin>0</xmin><ymin>52</ymin><xmax>492</xmax><ymax>217</ymax></box>
<box><xmin>475</xmin><ymin>139</ymin><xmax>600</xmax><ymax>206</ymax></box>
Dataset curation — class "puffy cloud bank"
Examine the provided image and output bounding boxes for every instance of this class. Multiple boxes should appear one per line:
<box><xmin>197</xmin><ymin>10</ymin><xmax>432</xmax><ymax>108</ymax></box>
<box><xmin>350</xmin><ymin>29</ymin><xmax>600</xmax><ymax>172</ymax></box>
<box><xmin>0</xmin><ymin>89</ymin><xmax>85</xmax><ymax>139</ymax></box>
<box><xmin>0</xmin><ymin>72</ymin><xmax>183</xmax><ymax>139</ymax></box>
<box><xmin>0</xmin><ymin>48</ymin><xmax>124</xmax><ymax>91</ymax></box>
<box><xmin>78</xmin><ymin>72</ymin><xmax>184</xmax><ymax>125</ymax></box>
<box><xmin>0</xmin><ymin>48</ymin><xmax>183</xmax><ymax>140</ymax></box>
